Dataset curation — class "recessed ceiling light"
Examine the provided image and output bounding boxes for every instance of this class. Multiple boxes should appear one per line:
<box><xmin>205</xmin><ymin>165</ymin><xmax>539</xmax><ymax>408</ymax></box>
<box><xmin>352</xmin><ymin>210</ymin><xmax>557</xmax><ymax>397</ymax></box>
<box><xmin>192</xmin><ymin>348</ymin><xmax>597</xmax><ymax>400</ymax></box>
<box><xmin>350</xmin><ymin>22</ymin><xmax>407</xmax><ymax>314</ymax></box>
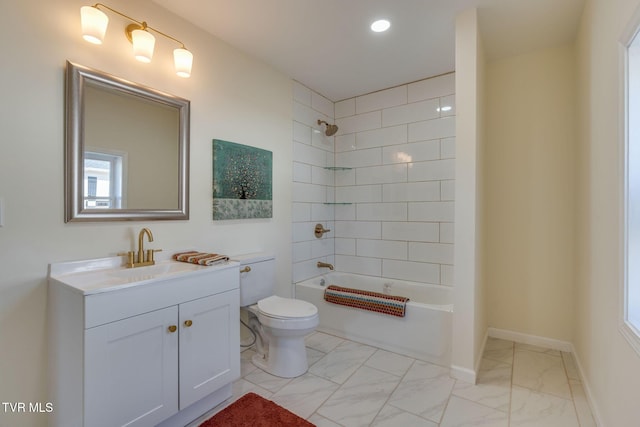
<box><xmin>370</xmin><ymin>19</ymin><xmax>391</xmax><ymax>33</ymax></box>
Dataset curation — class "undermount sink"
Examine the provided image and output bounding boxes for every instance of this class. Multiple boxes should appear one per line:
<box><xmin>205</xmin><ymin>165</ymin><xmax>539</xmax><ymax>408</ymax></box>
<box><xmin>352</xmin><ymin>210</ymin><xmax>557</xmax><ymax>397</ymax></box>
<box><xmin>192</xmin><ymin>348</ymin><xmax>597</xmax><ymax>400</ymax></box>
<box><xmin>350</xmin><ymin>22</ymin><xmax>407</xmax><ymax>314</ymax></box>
<box><xmin>108</xmin><ymin>261</ymin><xmax>198</xmax><ymax>280</ymax></box>
<box><xmin>48</xmin><ymin>255</ymin><xmax>236</xmax><ymax>295</ymax></box>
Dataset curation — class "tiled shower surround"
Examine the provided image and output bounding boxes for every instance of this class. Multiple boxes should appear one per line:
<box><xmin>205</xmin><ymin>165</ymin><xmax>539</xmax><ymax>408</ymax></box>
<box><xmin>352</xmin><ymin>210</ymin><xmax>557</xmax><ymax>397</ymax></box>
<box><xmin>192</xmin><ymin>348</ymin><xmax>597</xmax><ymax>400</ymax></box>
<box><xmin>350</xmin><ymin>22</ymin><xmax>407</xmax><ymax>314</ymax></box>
<box><xmin>292</xmin><ymin>73</ymin><xmax>455</xmax><ymax>287</ymax></box>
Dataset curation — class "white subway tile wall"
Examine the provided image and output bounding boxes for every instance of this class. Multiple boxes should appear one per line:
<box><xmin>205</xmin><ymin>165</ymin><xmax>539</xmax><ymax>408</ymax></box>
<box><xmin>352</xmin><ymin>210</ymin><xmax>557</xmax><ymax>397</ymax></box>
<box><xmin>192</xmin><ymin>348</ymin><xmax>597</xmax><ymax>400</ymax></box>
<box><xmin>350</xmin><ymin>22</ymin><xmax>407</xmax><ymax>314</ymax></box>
<box><xmin>292</xmin><ymin>73</ymin><xmax>455</xmax><ymax>287</ymax></box>
<box><xmin>355</xmin><ymin>85</ymin><xmax>407</xmax><ymax>114</ymax></box>
<box><xmin>292</xmin><ymin>82</ymin><xmax>336</xmax><ymax>283</ymax></box>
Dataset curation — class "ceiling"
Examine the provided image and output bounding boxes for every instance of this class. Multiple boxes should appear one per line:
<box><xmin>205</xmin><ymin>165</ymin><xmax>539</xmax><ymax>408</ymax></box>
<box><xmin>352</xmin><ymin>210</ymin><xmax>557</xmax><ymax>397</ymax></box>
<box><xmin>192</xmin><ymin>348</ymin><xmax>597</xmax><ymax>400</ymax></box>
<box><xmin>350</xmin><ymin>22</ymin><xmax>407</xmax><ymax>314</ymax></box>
<box><xmin>153</xmin><ymin>0</ymin><xmax>585</xmax><ymax>102</ymax></box>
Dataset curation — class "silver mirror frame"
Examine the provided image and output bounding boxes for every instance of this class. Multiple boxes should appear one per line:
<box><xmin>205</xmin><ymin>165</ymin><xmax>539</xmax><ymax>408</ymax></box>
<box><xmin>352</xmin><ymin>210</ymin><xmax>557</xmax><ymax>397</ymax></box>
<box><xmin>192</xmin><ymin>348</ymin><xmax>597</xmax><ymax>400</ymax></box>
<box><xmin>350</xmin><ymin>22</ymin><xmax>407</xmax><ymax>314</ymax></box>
<box><xmin>65</xmin><ymin>61</ymin><xmax>190</xmax><ymax>222</ymax></box>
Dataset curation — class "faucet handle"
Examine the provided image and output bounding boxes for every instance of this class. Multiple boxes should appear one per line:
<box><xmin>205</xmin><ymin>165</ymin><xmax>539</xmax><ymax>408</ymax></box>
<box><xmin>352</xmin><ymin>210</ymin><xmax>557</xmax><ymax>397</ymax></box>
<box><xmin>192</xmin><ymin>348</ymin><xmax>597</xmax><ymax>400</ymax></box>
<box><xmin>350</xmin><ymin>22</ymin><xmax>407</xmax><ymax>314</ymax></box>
<box><xmin>146</xmin><ymin>249</ymin><xmax>163</xmax><ymax>263</ymax></box>
<box><xmin>117</xmin><ymin>251</ymin><xmax>135</xmax><ymax>267</ymax></box>
<box><xmin>314</xmin><ymin>223</ymin><xmax>331</xmax><ymax>238</ymax></box>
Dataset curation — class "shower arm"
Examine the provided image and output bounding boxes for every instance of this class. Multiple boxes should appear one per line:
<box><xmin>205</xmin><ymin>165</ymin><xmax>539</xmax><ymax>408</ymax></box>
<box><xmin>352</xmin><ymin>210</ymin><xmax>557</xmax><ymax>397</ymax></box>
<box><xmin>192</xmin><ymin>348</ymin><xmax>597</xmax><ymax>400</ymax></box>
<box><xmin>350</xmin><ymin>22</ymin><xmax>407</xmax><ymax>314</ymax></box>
<box><xmin>317</xmin><ymin>119</ymin><xmax>339</xmax><ymax>136</ymax></box>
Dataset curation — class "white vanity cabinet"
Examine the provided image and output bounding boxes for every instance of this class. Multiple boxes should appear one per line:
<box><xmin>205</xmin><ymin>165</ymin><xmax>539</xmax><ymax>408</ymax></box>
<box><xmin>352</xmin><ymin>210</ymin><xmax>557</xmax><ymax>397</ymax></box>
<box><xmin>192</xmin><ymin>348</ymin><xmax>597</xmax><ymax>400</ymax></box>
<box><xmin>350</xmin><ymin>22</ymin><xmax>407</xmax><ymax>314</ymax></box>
<box><xmin>48</xmin><ymin>259</ymin><xmax>240</xmax><ymax>427</ymax></box>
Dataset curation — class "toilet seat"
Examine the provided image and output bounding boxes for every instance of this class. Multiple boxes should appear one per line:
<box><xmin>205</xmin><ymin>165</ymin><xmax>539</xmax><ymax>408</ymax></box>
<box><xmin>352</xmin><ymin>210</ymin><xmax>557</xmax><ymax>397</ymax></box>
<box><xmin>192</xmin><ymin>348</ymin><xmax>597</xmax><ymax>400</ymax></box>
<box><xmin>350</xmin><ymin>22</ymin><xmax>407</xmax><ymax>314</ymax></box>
<box><xmin>252</xmin><ymin>296</ymin><xmax>319</xmax><ymax>331</ymax></box>
<box><xmin>257</xmin><ymin>295</ymin><xmax>318</xmax><ymax>319</ymax></box>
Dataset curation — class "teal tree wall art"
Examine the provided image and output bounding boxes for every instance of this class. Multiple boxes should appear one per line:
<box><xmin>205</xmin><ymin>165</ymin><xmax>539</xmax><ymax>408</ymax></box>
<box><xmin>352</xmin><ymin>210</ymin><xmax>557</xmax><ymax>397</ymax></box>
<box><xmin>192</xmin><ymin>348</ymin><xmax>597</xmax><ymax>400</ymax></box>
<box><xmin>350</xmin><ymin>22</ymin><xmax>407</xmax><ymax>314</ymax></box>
<box><xmin>212</xmin><ymin>139</ymin><xmax>273</xmax><ymax>220</ymax></box>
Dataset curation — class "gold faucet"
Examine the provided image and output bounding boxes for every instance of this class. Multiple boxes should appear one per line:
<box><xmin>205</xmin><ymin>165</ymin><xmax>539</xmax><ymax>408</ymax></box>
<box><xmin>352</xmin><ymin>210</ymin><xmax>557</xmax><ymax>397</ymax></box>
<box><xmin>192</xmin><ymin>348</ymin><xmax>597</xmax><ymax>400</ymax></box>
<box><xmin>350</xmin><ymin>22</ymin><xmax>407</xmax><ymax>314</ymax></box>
<box><xmin>118</xmin><ymin>227</ymin><xmax>162</xmax><ymax>268</ymax></box>
<box><xmin>137</xmin><ymin>227</ymin><xmax>153</xmax><ymax>264</ymax></box>
<box><xmin>317</xmin><ymin>261</ymin><xmax>334</xmax><ymax>270</ymax></box>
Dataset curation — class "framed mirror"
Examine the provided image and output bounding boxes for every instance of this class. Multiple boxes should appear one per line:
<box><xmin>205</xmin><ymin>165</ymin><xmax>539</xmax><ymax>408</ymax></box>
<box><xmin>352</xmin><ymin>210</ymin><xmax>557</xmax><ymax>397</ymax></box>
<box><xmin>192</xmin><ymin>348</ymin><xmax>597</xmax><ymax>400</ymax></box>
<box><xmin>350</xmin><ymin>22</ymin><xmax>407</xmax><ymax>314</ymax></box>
<box><xmin>65</xmin><ymin>61</ymin><xmax>189</xmax><ymax>222</ymax></box>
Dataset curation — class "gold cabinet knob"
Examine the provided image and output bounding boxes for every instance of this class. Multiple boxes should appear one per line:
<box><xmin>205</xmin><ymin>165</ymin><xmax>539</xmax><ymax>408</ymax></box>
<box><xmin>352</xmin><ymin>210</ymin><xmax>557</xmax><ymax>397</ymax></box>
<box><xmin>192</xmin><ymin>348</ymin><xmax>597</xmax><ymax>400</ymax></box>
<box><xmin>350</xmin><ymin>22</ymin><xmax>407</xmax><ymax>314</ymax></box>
<box><xmin>184</xmin><ymin>320</ymin><xmax>193</xmax><ymax>327</ymax></box>
<box><xmin>167</xmin><ymin>325</ymin><xmax>177</xmax><ymax>333</ymax></box>
<box><xmin>240</xmin><ymin>266</ymin><xmax>251</xmax><ymax>273</ymax></box>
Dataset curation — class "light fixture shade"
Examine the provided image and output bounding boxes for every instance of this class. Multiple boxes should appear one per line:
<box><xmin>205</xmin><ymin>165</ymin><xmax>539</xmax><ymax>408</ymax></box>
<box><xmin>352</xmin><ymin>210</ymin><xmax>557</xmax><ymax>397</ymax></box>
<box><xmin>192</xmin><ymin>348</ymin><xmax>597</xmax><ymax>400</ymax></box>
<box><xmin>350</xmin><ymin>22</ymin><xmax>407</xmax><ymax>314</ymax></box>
<box><xmin>81</xmin><ymin>6</ymin><xmax>109</xmax><ymax>44</ymax></box>
<box><xmin>173</xmin><ymin>48</ymin><xmax>193</xmax><ymax>78</ymax></box>
<box><xmin>131</xmin><ymin>29</ymin><xmax>155</xmax><ymax>63</ymax></box>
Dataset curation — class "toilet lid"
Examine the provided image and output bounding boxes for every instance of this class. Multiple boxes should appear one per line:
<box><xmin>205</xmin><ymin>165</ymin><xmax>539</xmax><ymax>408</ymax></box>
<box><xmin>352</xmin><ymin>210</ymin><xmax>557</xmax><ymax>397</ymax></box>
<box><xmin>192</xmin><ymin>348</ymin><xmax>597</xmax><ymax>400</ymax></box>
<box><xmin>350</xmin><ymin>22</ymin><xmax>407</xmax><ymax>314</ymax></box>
<box><xmin>257</xmin><ymin>295</ymin><xmax>318</xmax><ymax>319</ymax></box>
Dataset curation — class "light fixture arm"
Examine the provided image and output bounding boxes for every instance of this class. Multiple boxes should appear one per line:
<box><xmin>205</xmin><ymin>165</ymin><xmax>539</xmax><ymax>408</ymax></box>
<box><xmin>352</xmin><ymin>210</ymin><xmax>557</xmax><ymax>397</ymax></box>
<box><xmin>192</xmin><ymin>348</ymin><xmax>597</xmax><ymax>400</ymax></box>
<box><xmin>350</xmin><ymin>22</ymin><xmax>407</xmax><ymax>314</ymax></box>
<box><xmin>92</xmin><ymin>3</ymin><xmax>188</xmax><ymax>50</ymax></box>
<box><xmin>144</xmin><ymin>23</ymin><xmax>187</xmax><ymax>50</ymax></box>
<box><xmin>82</xmin><ymin>3</ymin><xmax>193</xmax><ymax>77</ymax></box>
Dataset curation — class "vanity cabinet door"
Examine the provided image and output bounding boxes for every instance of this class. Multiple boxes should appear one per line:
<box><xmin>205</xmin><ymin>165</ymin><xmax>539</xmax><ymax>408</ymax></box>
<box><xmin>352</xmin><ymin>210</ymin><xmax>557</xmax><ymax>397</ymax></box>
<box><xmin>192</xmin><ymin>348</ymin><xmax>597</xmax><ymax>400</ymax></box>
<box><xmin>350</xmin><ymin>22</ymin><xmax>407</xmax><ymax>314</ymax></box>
<box><xmin>84</xmin><ymin>306</ymin><xmax>179</xmax><ymax>427</ymax></box>
<box><xmin>179</xmin><ymin>289</ymin><xmax>240</xmax><ymax>409</ymax></box>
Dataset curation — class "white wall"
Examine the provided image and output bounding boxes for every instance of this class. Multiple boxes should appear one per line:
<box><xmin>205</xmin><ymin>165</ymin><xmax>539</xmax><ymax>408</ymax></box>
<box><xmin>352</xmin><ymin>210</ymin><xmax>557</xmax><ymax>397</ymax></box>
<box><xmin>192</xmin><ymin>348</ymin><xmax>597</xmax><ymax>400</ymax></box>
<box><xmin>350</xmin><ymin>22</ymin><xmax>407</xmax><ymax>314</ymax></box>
<box><xmin>451</xmin><ymin>8</ymin><xmax>486</xmax><ymax>383</ymax></box>
<box><xmin>291</xmin><ymin>83</ymin><xmax>336</xmax><ymax>283</ymax></box>
<box><xmin>575</xmin><ymin>0</ymin><xmax>640</xmax><ymax>425</ymax></box>
<box><xmin>0</xmin><ymin>1</ymin><xmax>292</xmax><ymax>426</ymax></box>
<box><xmin>332</xmin><ymin>75</ymin><xmax>456</xmax><ymax>285</ymax></box>
<box><xmin>484</xmin><ymin>45</ymin><xmax>577</xmax><ymax>342</ymax></box>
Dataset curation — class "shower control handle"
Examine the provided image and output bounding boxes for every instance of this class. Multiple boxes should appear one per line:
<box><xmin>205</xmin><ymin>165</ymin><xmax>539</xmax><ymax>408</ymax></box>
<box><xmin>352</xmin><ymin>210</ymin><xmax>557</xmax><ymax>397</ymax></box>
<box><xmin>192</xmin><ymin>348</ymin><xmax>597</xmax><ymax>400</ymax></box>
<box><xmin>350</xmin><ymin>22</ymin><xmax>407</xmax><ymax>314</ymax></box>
<box><xmin>314</xmin><ymin>223</ymin><xmax>331</xmax><ymax>238</ymax></box>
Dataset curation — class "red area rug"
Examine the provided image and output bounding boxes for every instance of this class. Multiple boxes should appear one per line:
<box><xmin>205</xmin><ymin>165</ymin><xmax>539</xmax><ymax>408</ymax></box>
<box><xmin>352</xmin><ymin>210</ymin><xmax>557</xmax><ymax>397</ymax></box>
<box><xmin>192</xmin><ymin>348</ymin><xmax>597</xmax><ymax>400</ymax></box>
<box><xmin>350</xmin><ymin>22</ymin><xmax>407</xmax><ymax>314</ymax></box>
<box><xmin>199</xmin><ymin>392</ymin><xmax>315</xmax><ymax>427</ymax></box>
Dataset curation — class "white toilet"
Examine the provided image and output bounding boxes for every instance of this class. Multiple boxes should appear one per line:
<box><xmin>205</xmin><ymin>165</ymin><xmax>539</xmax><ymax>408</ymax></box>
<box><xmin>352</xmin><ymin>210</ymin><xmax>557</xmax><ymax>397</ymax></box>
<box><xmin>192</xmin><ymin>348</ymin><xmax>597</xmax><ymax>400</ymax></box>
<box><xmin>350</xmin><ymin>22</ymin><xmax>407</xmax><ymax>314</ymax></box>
<box><xmin>235</xmin><ymin>254</ymin><xmax>319</xmax><ymax>378</ymax></box>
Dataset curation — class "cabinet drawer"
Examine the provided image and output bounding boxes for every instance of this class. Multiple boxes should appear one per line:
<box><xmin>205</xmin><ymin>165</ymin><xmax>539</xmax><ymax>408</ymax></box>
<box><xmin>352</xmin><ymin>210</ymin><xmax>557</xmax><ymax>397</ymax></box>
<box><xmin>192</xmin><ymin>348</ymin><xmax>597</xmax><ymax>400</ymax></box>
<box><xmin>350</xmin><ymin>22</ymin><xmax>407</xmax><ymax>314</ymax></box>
<box><xmin>85</xmin><ymin>267</ymin><xmax>238</xmax><ymax>328</ymax></box>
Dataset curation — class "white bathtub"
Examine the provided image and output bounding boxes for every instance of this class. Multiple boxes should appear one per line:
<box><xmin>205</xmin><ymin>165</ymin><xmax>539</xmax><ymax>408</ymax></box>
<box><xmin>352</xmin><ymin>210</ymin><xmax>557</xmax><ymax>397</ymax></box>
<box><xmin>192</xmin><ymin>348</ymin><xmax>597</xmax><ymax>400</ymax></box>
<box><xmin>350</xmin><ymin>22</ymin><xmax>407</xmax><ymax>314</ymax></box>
<box><xmin>295</xmin><ymin>272</ymin><xmax>452</xmax><ymax>366</ymax></box>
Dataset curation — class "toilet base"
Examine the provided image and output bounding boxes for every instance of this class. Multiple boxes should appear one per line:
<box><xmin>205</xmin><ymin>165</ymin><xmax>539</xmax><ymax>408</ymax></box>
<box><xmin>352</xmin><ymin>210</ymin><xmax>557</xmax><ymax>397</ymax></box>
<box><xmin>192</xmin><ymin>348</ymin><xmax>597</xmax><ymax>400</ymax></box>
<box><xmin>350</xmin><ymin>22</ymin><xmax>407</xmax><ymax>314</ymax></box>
<box><xmin>242</xmin><ymin>302</ymin><xmax>318</xmax><ymax>378</ymax></box>
<box><xmin>251</xmin><ymin>329</ymin><xmax>311</xmax><ymax>378</ymax></box>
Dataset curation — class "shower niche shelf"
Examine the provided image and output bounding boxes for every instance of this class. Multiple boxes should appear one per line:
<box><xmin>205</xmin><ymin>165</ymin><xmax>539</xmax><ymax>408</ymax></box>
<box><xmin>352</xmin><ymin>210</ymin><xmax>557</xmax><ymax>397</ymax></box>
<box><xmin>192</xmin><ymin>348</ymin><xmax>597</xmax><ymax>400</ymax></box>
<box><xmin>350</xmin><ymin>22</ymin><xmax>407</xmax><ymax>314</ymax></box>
<box><xmin>324</xmin><ymin>166</ymin><xmax>352</xmax><ymax>204</ymax></box>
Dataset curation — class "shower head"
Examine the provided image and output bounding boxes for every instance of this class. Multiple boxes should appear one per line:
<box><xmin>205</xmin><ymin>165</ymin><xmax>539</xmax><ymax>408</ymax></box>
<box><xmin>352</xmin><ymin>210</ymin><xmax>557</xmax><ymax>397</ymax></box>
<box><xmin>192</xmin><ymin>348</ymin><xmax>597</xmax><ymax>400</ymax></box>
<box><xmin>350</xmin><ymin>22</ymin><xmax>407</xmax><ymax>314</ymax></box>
<box><xmin>317</xmin><ymin>119</ymin><xmax>339</xmax><ymax>136</ymax></box>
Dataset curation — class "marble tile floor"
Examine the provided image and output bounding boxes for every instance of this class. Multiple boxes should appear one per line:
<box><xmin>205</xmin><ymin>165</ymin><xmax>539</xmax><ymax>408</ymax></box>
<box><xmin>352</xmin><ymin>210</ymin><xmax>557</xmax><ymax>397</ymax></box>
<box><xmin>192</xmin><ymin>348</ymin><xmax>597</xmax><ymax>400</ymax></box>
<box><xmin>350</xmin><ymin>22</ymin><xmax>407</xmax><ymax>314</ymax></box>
<box><xmin>195</xmin><ymin>332</ymin><xmax>597</xmax><ymax>427</ymax></box>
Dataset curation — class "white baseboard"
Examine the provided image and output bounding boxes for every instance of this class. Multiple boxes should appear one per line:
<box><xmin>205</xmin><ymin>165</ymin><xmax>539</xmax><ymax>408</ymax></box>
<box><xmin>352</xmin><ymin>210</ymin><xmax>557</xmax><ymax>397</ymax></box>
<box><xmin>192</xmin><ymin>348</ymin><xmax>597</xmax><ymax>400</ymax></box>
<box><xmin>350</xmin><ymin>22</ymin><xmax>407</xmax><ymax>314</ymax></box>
<box><xmin>450</xmin><ymin>364</ymin><xmax>477</xmax><ymax>384</ymax></box>
<box><xmin>449</xmin><ymin>330</ymin><xmax>488</xmax><ymax>385</ymax></box>
<box><xmin>568</xmin><ymin>343</ymin><xmax>604</xmax><ymax>427</ymax></box>
<box><xmin>477</xmin><ymin>328</ymin><xmax>489</xmax><ymax>372</ymax></box>
<box><xmin>488</xmin><ymin>327</ymin><xmax>573</xmax><ymax>352</ymax></box>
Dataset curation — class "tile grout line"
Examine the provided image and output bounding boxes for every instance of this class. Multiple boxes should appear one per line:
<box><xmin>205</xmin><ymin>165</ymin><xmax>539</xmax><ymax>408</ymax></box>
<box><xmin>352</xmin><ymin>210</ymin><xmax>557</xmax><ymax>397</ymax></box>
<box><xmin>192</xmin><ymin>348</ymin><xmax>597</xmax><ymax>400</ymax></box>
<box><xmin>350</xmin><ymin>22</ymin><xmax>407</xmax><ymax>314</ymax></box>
<box><xmin>365</xmin><ymin>356</ymin><xmax>418</xmax><ymax>425</ymax></box>
<box><xmin>437</xmin><ymin>380</ymin><xmax>456</xmax><ymax>426</ymax></box>
<box><xmin>304</xmin><ymin>337</ymin><xmax>373</xmax><ymax>424</ymax></box>
<box><xmin>320</xmin><ymin>345</ymin><xmax>397</xmax><ymax>424</ymax></box>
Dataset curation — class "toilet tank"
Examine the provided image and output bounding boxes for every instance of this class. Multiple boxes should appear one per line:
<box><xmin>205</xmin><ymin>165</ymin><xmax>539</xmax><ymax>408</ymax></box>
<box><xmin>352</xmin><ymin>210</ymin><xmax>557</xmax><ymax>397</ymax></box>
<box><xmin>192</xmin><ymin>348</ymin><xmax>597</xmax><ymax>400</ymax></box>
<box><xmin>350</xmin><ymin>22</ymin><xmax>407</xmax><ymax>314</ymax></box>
<box><xmin>233</xmin><ymin>253</ymin><xmax>276</xmax><ymax>306</ymax></box>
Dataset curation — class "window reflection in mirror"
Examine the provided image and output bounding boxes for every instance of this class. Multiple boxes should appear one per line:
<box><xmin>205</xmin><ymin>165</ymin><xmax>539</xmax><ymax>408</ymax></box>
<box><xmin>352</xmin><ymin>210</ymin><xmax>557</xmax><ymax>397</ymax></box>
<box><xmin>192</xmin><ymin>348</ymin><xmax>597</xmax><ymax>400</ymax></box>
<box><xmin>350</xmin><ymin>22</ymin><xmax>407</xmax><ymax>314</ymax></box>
<box><xmin>83</xmin><ymin>150</ymin><xmax>125</xmax><ymax>209</ymax></box>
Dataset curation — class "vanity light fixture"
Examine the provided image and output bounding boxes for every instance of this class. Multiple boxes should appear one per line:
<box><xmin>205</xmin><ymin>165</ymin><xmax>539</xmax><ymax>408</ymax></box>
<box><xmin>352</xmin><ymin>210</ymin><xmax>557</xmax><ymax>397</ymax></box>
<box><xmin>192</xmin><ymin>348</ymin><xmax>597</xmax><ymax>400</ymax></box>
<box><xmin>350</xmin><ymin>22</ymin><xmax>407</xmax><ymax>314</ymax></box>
<box><xmin>80</xmin><ymin>3</ymin><xmax>193</xmax><ymax>77</ymax></box>
<box><xmin>128</xmin><ymin>22</ymin><xmax>155</xmax><ymax>63</ymax></box>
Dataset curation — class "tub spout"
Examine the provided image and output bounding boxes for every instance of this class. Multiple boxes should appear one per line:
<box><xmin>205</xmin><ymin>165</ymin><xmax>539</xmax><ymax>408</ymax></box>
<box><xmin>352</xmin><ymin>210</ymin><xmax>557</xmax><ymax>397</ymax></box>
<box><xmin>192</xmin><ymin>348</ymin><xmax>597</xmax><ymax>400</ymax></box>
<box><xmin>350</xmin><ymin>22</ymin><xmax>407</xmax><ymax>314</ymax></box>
<box><xmin>317</xmin><ymin>261</ymin><xmax>334</xmax><ymax>270</ymax></box>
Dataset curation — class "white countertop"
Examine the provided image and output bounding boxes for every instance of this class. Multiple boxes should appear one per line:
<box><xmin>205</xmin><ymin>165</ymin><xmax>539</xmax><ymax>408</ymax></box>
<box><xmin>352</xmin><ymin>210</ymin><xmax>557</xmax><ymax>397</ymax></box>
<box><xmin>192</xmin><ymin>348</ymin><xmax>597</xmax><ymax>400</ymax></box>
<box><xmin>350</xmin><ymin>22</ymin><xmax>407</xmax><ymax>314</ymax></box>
<box><xmin>48</xmin><ymin>253</ymin><xmax>239</xmax><ymax>295</ymax></box>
